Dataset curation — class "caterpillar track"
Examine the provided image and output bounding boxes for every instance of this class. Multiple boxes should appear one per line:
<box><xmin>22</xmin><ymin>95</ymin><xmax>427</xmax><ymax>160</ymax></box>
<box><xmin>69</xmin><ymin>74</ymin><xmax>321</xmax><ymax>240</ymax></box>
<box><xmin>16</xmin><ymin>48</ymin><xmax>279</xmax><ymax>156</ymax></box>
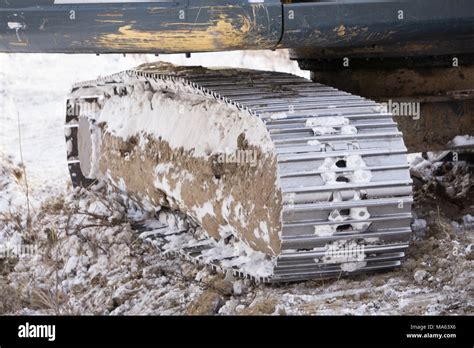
<box><xmin>65</xmin><ymin>64</ymin><xmax>413</xmax><ymax>283</ymax></box>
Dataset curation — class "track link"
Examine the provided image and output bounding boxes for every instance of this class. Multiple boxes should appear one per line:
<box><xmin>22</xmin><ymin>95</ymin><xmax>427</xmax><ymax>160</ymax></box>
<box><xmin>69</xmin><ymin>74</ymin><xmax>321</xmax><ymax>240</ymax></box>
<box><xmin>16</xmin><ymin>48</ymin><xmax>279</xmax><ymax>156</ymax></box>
<box><xmin>65</xmin><ymin>65</ymin><xmax>413</xmax><ymax>283</ymax></box>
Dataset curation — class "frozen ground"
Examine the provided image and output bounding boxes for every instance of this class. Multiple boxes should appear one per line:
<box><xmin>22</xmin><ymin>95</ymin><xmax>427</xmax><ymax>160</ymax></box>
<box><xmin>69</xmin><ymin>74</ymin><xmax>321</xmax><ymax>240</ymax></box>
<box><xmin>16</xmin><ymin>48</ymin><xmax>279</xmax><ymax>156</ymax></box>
<box><xmin>0</xmin><ymin>52</ymin><xmax>472</xmax><ymax>315</ymax></box>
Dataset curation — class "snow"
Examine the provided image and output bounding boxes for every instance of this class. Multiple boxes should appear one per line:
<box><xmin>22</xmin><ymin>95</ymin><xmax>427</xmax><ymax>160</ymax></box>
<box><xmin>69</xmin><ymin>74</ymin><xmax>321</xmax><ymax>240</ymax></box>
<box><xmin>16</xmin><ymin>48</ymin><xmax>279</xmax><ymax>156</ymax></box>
<box><xmin>414</xmin><ymin>270</ymin><xmax>429</xmax><ymax>285</ymax></box>
<box><xmin>0</xmin><ymin>155</ymin><xmax>27</xmax><ymax>213</ymax></box>
<box><xmin>341</xmin><ymin>125</ymin><xmax>358</xmax><ymax>135</ymax></box>
<box><xmin>305</xmin><ymin>116</ymin><xmax>357</xmax><ymax>136</ymax></box>
<box><xmin>307</xmin><ymin>140</ymin><xmax>320</xmax><ymax>146</ymax></box>
<box><xmin>153</xmin><ymin>164</ymin><xmax>194</xmax><ymax>205</ymax></box>
<box><xmin>305</xmin><ymin>116</ymin><xmax>350</xmax><ymax>127</ymax></box>
<box><xmin>192</xmin><ymin>201</ymin><xmax>215</xmax><ymax>221</ymax></box>
<box><xmin>98</xmin><ymin>77</ymin><xmax>273</xmax><ymax>157</ymax></box>
<box><xmin>463</xmin><ymin>214</ymin><xmax>473</xmax><ymax>225</ymax></box>
<box><xmin>450</xmin><ymin>135</ymin><xmax>474</xmax><ymax>147</ymax></box>
<box><xmin>412</xmin><ymin>218</ymin><xmax>427</xmax><ymax>235</ymax></box>
<box><xmin>318</xmin><ymin>155</ymin><xmax>371</xmax><ymax>185</ymax></box>
<box><xmin>270</xmin><ymin>113</ymin><xmax>288</xmax><ymax>120</ymax></box>
<box><xmin>408</xmin><ymin>153</ymin><xmax>436</xmax><ymax>181</ymax></box>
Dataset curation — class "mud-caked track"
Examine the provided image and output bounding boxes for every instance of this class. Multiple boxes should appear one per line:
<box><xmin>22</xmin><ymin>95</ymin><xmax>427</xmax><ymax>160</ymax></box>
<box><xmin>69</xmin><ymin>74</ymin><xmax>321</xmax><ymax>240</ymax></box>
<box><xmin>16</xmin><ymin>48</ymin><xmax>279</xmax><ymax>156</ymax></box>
<box><xmin>65</xmin><ymin>63</ymin><xmax>413</xmax><ymax>282</ymax></box>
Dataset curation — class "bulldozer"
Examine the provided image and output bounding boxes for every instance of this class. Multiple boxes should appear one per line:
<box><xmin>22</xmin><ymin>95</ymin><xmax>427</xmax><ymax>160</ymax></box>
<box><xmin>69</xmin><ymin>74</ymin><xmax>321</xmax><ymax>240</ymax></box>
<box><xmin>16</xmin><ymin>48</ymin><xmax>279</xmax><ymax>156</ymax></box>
<box><xmin>1</xmin><ymin>0</ymin><xmax>472</xmax><ymax>282</ymax></box>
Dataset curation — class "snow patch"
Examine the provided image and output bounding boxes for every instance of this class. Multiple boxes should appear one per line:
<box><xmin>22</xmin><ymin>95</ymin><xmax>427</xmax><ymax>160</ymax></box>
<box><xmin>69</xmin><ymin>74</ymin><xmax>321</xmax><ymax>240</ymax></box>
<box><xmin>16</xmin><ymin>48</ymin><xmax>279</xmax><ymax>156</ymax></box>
<box><xmin>450</xmin><ymin>135</ymin><xmax>474</xmax><ymax>147</ymax></box>
<box><xmin>98</xmin><ymin>78</ymin><xmax>273</xmax><ymax>158</ymax></box>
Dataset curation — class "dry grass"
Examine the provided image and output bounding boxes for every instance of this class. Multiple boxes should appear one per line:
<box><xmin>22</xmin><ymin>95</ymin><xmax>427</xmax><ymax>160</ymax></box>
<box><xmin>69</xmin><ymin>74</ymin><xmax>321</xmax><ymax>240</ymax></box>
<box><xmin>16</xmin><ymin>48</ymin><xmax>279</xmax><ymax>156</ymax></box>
<box><xmin>0</xmin><ymin>282</ymin><xmax>23</xmax><ymax>314</ymax></box>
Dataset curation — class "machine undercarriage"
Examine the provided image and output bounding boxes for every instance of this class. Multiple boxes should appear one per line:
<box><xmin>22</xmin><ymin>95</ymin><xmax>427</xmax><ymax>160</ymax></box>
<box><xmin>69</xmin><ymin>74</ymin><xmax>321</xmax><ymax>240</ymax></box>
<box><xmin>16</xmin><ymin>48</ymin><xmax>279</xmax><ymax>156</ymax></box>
<box><xmin>1</xmin><ymin>0</ymin><xmax>472</xmax><ymax>282</ymax></box>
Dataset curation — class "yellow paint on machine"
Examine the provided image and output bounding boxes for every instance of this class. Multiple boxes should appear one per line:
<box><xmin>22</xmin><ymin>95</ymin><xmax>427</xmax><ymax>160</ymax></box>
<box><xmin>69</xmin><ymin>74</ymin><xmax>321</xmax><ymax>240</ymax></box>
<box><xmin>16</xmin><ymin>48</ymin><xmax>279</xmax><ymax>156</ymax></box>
<box><xmin>96</xmin><ymin>20</ymin><xmax>125</xmax><ymax>23</ymax></box>
<box><xmin>335</xmin><ymin>25</ymin><xmax>346</xmax><ymax>37</ymax></box>
<box><xmin>97</xmin><ymin>13</ymin><xmax>124</xmax><ymax>17</ymax></box>
<box><xmin>8</xmin><ymin>42</ymin><xmax>28</xmax><ymax>46</ymax></box>
<box><xmin>96</xmin><ymin>14</ymin><xmax>269</xmax><ymax>53</ymax></box>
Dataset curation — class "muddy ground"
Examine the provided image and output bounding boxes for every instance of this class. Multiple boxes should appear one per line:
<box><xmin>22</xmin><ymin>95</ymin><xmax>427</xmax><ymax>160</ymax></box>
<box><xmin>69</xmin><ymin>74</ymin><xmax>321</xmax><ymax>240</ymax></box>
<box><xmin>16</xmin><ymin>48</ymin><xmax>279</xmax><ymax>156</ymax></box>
<box><xmin>0</xmin><ymin>154</ymin><xmax>472</xmax><ymax>315</ymax></box>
